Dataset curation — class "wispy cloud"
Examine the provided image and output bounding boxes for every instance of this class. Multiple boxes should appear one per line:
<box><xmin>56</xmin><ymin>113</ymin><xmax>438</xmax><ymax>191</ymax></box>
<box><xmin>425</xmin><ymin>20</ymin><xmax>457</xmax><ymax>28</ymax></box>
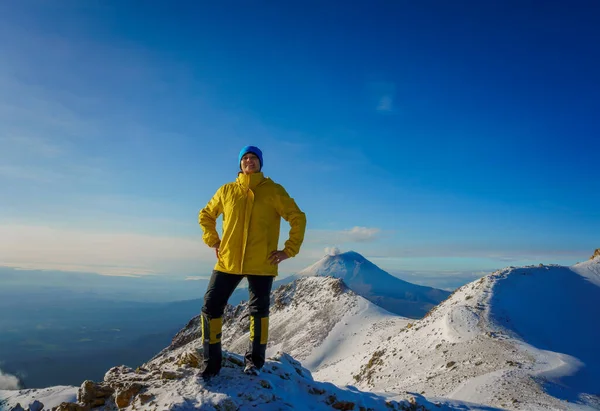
<box><xmin>369</xmin><ymin>244</ymin><xmax>590</xmax><ymax>262</ymax></box>
<box><xmin>0</xmin><ymin>224</ymin><xmax>215</xmax><ymax>276</ymax></box>
<box><xmin>0</xmin><ymin>368</ymin><xmax>21</xmax><ymax>390</ymax></box>
<box><xmin>185</xmin><ymin>275</ymin><xmax>211</xmax><ymax>281</ymax></box>
<box><xmin>368</xmin><ymin>81</ymin><xmax>396</xmax><ymax>113</ymax></box>
<box><xmin>387</xmin><ymin>269</ymin><xmax>487</xmax><ymax>291</ymax></box>
<box><xmin>0</xmin><ymin>135</ymin><xmax>65</xmax><ymax>158</ymax></box>
<box><xmin>0</xmin><ymin>165</ymin><xmax>65</xmax><ymax>182</ymax></box>
<box><xmin>341</xmin><ymin>226</ymin><xmax>381</xmax><ymax>242</ymax></box>
<box><xmin>307</xmin><ymin>226</ymin><xmax>382</xmax><ymax>244</ymax></box>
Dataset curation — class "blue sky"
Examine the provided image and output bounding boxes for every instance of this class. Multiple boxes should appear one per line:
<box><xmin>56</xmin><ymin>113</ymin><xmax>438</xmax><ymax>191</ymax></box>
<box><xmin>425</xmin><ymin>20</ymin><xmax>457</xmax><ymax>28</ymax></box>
<box><xmin>1</xmin><ymin>1</ymin><xmax>599</xmax><ymax>286</ymax></box>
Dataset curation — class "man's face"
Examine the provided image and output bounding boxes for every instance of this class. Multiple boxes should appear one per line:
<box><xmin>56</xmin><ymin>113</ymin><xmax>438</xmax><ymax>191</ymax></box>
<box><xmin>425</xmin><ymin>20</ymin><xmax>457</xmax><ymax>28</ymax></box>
<box><xmin>241</xmin><ymin>153</ymin><xmax>260</xmax><ymax>174</ymax></box>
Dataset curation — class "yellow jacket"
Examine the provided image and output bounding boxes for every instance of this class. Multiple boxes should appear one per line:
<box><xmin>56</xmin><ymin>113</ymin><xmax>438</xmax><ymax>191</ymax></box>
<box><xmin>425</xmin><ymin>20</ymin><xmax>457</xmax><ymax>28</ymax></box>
<box><xmin>199</xmin><ymin>172</ymin><xmax>306</xmax><ymax>276</ymax></box>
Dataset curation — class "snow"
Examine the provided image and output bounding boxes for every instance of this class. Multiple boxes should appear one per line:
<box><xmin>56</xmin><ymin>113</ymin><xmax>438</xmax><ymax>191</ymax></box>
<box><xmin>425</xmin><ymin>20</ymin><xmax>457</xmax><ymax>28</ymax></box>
<box><xmin>223</xmin><ymin>276</ymin><xmax>410</xmax><ymax>371</ymax></box>
<box><xmin>313</xmin><ymin>261</ymin><xmax>600</xmax><ymax>410</ymax></box>
<box><xmin>0</xmin><ymin>386</ymin><xmax>77</xmax><ymax>410</ymax></box>
<box><xmin>1</xmin><ymin>254</ymin><xmax>599</xmax><ymax>411</ymax></box>
<box><xmin>296</xmin><ymin>251</ymin><xmax>450</xmax><ymax>318</ymax></box>
<box><xmin>572</xmin><ymin>255</ymin><xmax>600</xmax><ymax>286</ymax></box>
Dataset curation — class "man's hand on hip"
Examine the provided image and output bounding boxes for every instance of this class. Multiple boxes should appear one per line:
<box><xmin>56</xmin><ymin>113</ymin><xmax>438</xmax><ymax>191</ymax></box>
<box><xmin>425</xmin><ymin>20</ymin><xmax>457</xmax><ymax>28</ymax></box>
<box><xmin>269</xmin><ymin>250</ymin><xmax>289</xmax><ymax>265</ymax></box>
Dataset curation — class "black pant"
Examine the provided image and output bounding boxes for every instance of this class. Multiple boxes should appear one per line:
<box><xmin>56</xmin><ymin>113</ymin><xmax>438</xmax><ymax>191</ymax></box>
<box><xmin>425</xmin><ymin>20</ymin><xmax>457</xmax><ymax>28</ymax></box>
<box><xmin>201</xmin><ymin>270</ymin><xmax>274</xmax><ymax>374</ymax></box>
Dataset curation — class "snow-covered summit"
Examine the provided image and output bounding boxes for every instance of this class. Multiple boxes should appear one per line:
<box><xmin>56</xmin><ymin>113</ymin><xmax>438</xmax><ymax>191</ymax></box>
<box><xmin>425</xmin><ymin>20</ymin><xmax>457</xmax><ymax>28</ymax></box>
<box><xmin>0</xmin><ymin>277</ymin><xmax>461</xmax><ymax>411</ymax></box>
<box><xmin>571</xmin><ymin>248</ymin><xmax>600</xmax><ymax>286</ymax></box>
<box><xmin>1</xmin><ymin>350</ymin><xmax>438</xmax><ymax>411</ymax></box>
<box><xmin>156</xmin><ymin>276</ymin><xmax>410</xmax><ymax>373</ymax></box>
<box><xmin>221</xmin><ymin>276</ymin><xmax>410</xmax><ymax>371</ymax></box>
<box><xmin>317</xmin><ymin>260</ymin><xmax>600</xmax><ymax>410</ymax></box>
<box><xmin>297</xmin><ymin>250</ymin><xmax>450</xmax><ymax>318</ymax></box>
<box><xmin>3</xmin><ymin>253</ymin><xmax>600</xmax><ymax>411</ymax></box>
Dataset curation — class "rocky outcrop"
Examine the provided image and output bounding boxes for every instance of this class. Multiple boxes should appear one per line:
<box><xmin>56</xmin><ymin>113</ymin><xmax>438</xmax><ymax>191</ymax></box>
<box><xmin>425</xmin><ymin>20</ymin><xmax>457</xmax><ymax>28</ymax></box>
<box><xmin>77</xmin><ymin>380</ymin><xmax>114</xmax><ymax>408</ymax></box>
<box><xmin>591</xmin><ymin>248</ymin><xmax>600</xmax><ymax>260</ymax></box>
<box><xmin>115</xmin><ymin>383</ymin><xmax>143</xmax><ymax>408</ymax></box>
<box><xmin>52</xmin><ymin>403</ymin><xmax>88</xmax><ymax>411</ymax></box>
<box><xmin>29</xmin><ymin>401</ymin><xmax>44</xmax><ymax>411</ymax></box>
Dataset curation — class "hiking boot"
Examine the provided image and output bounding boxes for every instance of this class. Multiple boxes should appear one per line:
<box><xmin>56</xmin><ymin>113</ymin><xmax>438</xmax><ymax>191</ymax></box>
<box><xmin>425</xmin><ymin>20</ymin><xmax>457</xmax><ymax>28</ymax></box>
<box><xmin>201</xmin><ymin>368</ymin><xmax>219</xmax><ymax>382</ymax></box>
<box><xmin>243</xmin><ymin>364</ymin><xmax>260</xmax><ymax>376</ymax></box>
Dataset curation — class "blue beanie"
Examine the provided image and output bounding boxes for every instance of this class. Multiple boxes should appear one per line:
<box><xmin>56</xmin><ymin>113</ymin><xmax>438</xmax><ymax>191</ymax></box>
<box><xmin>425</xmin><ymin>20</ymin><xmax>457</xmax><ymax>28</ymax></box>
<box><xmin>239</xmin><ymin>145</ymin><xmax>263</xmax><ymax>169</ymax></box>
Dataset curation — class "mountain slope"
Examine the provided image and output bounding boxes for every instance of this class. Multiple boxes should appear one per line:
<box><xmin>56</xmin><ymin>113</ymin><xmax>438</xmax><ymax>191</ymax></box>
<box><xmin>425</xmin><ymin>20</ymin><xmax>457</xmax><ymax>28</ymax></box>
<box><xmin>0</xmin><ymin>351</ymin><xmax>444</xmax><ymax>411</ymax></box>
<box><xmin>223</xmin><ymin>276</ymin><xmax>411</xmax><ymax>371</ymax></box>
<box><xmin>315</xmin><ymin>256</ymin><xmax>600</xmax><ymax>410</ymax></box>
<box><xmin>296</xmin><ymin>251</ymin><xmax>450</xmax><ymax>318</ymax></box>
<box><xmin>160</xmin><ymin>276</ymin><xmax>410</xmax><ymax>373</ymax></box>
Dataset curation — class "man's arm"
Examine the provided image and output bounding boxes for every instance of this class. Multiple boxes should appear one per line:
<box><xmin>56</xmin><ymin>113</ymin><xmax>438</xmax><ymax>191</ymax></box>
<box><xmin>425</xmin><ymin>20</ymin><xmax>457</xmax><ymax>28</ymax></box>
<box><xmin>199</xmin><ymin>187</ymin><xmax>223</xmax><ymax>249</ymax></box>
<box><xmin>274</xmin><ymin>186</ymin><xmax>306</xmax><ymax>258</ymax></box>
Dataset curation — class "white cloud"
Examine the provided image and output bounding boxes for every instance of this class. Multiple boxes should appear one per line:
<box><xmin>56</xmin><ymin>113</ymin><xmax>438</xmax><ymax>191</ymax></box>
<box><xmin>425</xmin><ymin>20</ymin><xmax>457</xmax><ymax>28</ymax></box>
<box><xmin>324</xmin><ymin>247</ymin><xmax>341</xmax><ymax>256</ymax></box>
<box><xmin>377</xmin><ymin>95</ymin><xmax>394</xmax><ymax>112</ymax></box>
<box><xmin>0</xmin><ymin>368</ymin><xmax>21</xmax><ymax>390</ymax></box>
<box><xmin>0</xmin><ymin>135</ymin><xmax>65</xmax><ymax>158</ymax></box>
<box><xmin>306</xmin><ymin>227</ymin><xmax>382</xmax><ymax>245</ymax></box>
<box><xmin>185</xmin><ymin>276</ymin><xmax>211</xmax><ymax>281</ymax></box>
<box><xmin>0</xmin><ymin>165</ymin><xmax>65</xmax><ymax>182</ymax></box>
<box><xmin>368</xmin><ymin>81</ymin><xmax>396</xmax><ymax>113</ymax></box>
<box><xmin>0</xmin><ymin>224</ymin><xmax>215</xmax><ymax>276</ymax></box>
<box><xmin>342</xmin><ymin>226</ymin><xmax>381</xmax><ymax>242</ymax></box>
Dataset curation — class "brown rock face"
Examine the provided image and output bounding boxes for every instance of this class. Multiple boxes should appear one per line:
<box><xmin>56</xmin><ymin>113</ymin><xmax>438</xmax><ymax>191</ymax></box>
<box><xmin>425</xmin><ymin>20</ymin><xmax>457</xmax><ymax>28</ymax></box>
<box><xmin>591</xmin><ymin>248</ymin><xmax>600</xmax><ymax>260</ymax></box>
<box><xmin>52</xmin><ymin>403</ymin><xmax>89</xmax><ymax>411</ymax></box>
<box><xmin>176</xmin><ymin>351</ymin><xmax>201</xmax><ymax>368</ymax></box>
<box><xmin>161</xmin><ymin>370</ymin><xmax>182</xmax><ymax>380</ymax></box>
<box><xmin>115</xmin><ymin>383</ymin><xmax>143</xmax><ymax>408</ymax></box>
<box><xmin>138</xmin><ymin>393</ymin><xmax>155</xmax><ymax>405</ymax></box>
<box><xmin>77</xmin><ymin>380</ymin><xmax>115</xmax><ymax>408</ymax></box>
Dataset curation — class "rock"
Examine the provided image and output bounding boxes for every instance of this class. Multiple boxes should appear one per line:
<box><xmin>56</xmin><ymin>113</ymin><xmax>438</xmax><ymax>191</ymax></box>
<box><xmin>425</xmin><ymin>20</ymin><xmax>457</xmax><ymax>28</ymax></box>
<box><xmin>115</xmin><ymin>382</ymin><xmax>143</xmax><ymax>409</ymax></box>
<box><xmin>591</xmin><ymin>248</ymin><xmax>600</xmax><ymax>260</ymax></box>
<box><xmin>332</xmin><ymin>400</ymin><xmax>356</xmax><ymax>410</ymax></box>
<box><xmin>29</xmin><ymin>400</ymin><xmax>44</xmax><ymax>411</ymax></box>
<box><xmin>138</xmin><ymin>393</ymin><xmax>155</xmax><ymax>405</ymax></box>
<box><xmin>225</xmin><ymin>354</ymin><xmax>244</xmax><ymax>367</ymax></box>
<box><xmin>330</xmin><ymin>278</ymin><xmax>346</xmax><ymax>296</ymax></box>
<box><xmin>9</xmin><ymin>404</ymin><xmax>25</xmax><ymax>411</ymax></box>
<box><xmin>161</xmin><ymin>370</ymin><xmax>182</xmax><ymax>380</ymax></box>
<box><xmin>52</xmin><ymin>402</ymin><xmax>89</xmax><ymax>411</ymax></box>
<box><xmin>176</xmin><ymin>351</ymin><xmax>201</xmax><ymax>368</ymax></box>
<box><xmin>77</xmin><ymin>380</ymin><xmax>115</xmax><ymax>407</ymax></box>
<box><xmin>104</xmin><ymin>365</ymin><xmax>134</xmax><ymax>383</ymax></box>
<box><xmin>308</xmin><ymin>387</ymin><xmax>325</xmax><ymax>395</ymax></box>
<box><xmin>214</xmin><ymin>397</ymin><xmax>239</xmax><ymax>411</ymax></box>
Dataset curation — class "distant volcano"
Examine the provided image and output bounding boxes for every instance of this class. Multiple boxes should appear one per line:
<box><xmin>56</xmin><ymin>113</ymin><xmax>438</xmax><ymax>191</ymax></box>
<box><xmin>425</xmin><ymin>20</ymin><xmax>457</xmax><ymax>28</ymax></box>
<box><xmin>296</xmin><ymin>250</ymin><xmax>450</xmax><ymax>318</ymax></box>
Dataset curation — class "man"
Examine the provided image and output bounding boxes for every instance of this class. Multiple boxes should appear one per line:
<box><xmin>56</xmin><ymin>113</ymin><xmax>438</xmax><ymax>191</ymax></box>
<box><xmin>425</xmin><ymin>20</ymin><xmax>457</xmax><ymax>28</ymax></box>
<box><xmin>198</xmin><ymin>145</ymin><xmax>306</xmax><ymax>380</ymax></box>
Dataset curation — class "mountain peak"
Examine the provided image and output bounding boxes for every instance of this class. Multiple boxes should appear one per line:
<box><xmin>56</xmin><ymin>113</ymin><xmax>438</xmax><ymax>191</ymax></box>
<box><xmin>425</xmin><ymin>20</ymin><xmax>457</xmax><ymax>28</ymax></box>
<box><xmin>329</xmin><ymin>250</ymin><xmax>366</xmax><ymax>261</ymax></box>
<box><xmin>297</xmin><ymin>250</ymin><xmax>450</xmax><ymax>318</ymax></box>
<box><xmin>590</xmin><ymin>248</ymin><xmax>600</xmax><ymax>260</ymax></box>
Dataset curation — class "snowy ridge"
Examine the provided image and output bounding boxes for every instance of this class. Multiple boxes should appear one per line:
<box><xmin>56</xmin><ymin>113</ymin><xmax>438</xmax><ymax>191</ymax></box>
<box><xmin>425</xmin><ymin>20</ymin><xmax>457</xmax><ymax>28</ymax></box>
<box><xmin>222</xmin><ymin>276</ymin><xmax>411</xmax><ymax>369</ymax></box>
<box><xmin>2</xmin><ymin>254</ymin><xmax>599</xmax><ymax>410</ymax></box>
<box><xmin>0</xmin><ymin>350</ymin><xmax>439</xmax><ymax>411</ymax></box>
<box><xmin>316</xmin><ymin>260</ymin><xmax>600</xmax><ymax>410</ymax></box>
<box><xmin>296</xmin><ymin>251</ymin><xmax>450</xmax><ymax>318</ymax></box>
<box><xmin>571</xmin><ymin>252</ymin><xmax>600</xmax><ymax>286</ymax></box>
